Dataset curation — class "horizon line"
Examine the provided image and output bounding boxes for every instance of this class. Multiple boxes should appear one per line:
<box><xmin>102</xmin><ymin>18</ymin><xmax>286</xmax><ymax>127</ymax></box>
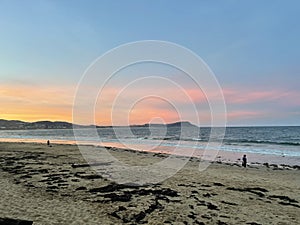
<box><xmin>1</xmin><ymin>118</ymin><xmax>299</xmax><ymax>128</ymax></box>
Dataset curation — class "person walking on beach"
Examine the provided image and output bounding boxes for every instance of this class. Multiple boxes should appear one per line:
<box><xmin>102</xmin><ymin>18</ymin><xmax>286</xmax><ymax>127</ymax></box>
<box><xmin>47</xmin><ymin>140</ymin><xmax>52</xmax><ymax>147</ymax></box>
<box><xmin>242</xmin><ymin>154</ymin><xmax>247</xmax><ymax>168</ymax></box>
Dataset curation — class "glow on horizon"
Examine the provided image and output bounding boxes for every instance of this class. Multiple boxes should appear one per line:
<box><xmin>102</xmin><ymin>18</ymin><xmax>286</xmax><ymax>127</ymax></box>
<box><xmin>0</xmin><ymin>83</ymin><xmax>74</xmax><ymax>122</ymax></box>
<box><xmin>1</xmin><ymin>83</ymin><xmax>299</xmax><ymax>126</ymax></box>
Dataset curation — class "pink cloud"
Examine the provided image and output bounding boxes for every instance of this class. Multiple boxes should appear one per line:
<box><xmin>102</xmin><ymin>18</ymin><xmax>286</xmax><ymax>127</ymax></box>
<box><xmin>223</xmin><ymin>87</ymin><xmax>300</xmax><ymax>106</ymax></box>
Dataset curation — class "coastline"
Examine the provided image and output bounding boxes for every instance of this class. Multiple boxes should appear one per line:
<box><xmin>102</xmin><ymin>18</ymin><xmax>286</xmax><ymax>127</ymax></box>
<box><xmin>0</xmin><ymin>141</ymin><xmax>299</xmax><ymax>224</ymax></box>
<box><xmin>1</xmin><ymin>137</ymin><xmax>299</xmax><ymax>167</ymax></box>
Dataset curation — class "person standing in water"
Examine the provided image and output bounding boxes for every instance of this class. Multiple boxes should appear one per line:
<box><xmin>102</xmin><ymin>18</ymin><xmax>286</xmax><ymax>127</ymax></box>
<box><xmin>242</xmin><ymin>154</ymin><xmax>247</xmax><ymax>168</ymax></box>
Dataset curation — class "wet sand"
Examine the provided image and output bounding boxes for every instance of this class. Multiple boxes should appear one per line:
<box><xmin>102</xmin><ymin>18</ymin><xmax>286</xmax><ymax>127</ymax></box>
<box><xmin>0</xmin><ymin>142</ymin><xmax>299</xmax><ymax>224</ymax></box>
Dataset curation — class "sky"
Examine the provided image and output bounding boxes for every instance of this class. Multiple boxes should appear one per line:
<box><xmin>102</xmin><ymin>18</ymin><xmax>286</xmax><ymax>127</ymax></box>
<box><xmin>0</xmin><ymin>0</ymin><xmax>299</xmax><ymax>126</ymax></box>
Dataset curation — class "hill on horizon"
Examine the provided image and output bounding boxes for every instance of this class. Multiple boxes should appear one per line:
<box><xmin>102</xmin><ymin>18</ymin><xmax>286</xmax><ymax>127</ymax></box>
<box><xmin>0</xmin><ymin>119</ymin><xmax>198</xmax><ymax>130</ymax></box>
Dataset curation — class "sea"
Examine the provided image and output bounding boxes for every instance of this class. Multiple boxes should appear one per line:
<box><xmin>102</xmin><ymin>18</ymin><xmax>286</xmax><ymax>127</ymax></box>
<box><xmin>0</xmin><ymin>126</ymin><xmax>299</xmax><ymax>166</ymax></box>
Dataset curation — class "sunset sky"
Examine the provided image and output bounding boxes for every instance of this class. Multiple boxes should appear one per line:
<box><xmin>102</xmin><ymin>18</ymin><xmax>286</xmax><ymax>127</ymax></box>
<box><xmin>1</xmin><ymin>0</ymin><xmax>300</xmax><ymax>126</ymax></box>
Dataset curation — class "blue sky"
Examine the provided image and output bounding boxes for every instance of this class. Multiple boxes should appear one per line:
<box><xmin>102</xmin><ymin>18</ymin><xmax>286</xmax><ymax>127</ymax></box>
<box><xmin>0</xmin><ymin>0</ymin><xmax>299</xmax><ymax>125</ymax></box>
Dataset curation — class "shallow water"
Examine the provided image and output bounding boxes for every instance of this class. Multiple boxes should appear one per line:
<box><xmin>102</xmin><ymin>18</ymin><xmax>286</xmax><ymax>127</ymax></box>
<box><xmin>0</xmin><ymin>126</ymin><xmax>299</xmax><ymax>165</ymax></box>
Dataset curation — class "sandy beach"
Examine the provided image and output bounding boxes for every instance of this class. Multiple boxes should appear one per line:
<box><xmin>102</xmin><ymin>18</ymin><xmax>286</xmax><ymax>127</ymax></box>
<box><xmin>0</xmin><ymin>142</ymin><xmax>299</xmax><ymax>225</ymax></box>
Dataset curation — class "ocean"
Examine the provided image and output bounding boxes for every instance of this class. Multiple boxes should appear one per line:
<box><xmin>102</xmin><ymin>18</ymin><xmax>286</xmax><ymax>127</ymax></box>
<box><xmin>0</xmin><ymin>126</ymin><xmax>299</xmax><ymax>166</ymax></box>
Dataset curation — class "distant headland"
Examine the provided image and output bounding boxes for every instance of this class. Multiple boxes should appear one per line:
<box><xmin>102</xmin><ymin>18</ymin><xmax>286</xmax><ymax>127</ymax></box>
<box><xmin>0</xmin><ymin>119</ymin><xmax>198</xmax><ymax>130</ymax></box>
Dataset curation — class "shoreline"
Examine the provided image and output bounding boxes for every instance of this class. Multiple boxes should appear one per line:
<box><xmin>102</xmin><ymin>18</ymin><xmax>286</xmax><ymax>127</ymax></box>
<box><xmin>0</xmin><ymin>138</ymin><xmax>299</xmax><ymax>168</ymax></box>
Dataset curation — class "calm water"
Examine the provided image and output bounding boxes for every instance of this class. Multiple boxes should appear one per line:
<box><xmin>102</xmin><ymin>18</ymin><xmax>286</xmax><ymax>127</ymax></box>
<box><xmin>0</xmin><ymin>126</ymin><xmax>299</xmax><ymax>165</ymax></box>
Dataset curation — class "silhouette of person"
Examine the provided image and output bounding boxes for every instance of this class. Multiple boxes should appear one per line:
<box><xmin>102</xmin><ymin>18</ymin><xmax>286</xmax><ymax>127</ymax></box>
<box><xmin>47</xmin><ymin>140</ymin><xmax>50</xmax><ymax>146</ymax></box>
<box><xmin>242</xmin><ymin>154</ymin><xmax>247</xmax><ymax>168</ymax></box>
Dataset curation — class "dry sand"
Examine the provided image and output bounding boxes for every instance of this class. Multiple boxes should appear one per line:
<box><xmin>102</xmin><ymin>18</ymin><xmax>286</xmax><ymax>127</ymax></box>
<box><xmin>0</xmin><ymin>142</ymin><xmax>299</xmax><ymax>225</ymax></box>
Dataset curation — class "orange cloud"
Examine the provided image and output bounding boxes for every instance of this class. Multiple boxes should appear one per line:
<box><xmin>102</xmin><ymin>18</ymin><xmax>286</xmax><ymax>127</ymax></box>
<box><xmin>0</xmin><ymin>83</ymin><xmax>75</xmax><ymax>122</ymax></box>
